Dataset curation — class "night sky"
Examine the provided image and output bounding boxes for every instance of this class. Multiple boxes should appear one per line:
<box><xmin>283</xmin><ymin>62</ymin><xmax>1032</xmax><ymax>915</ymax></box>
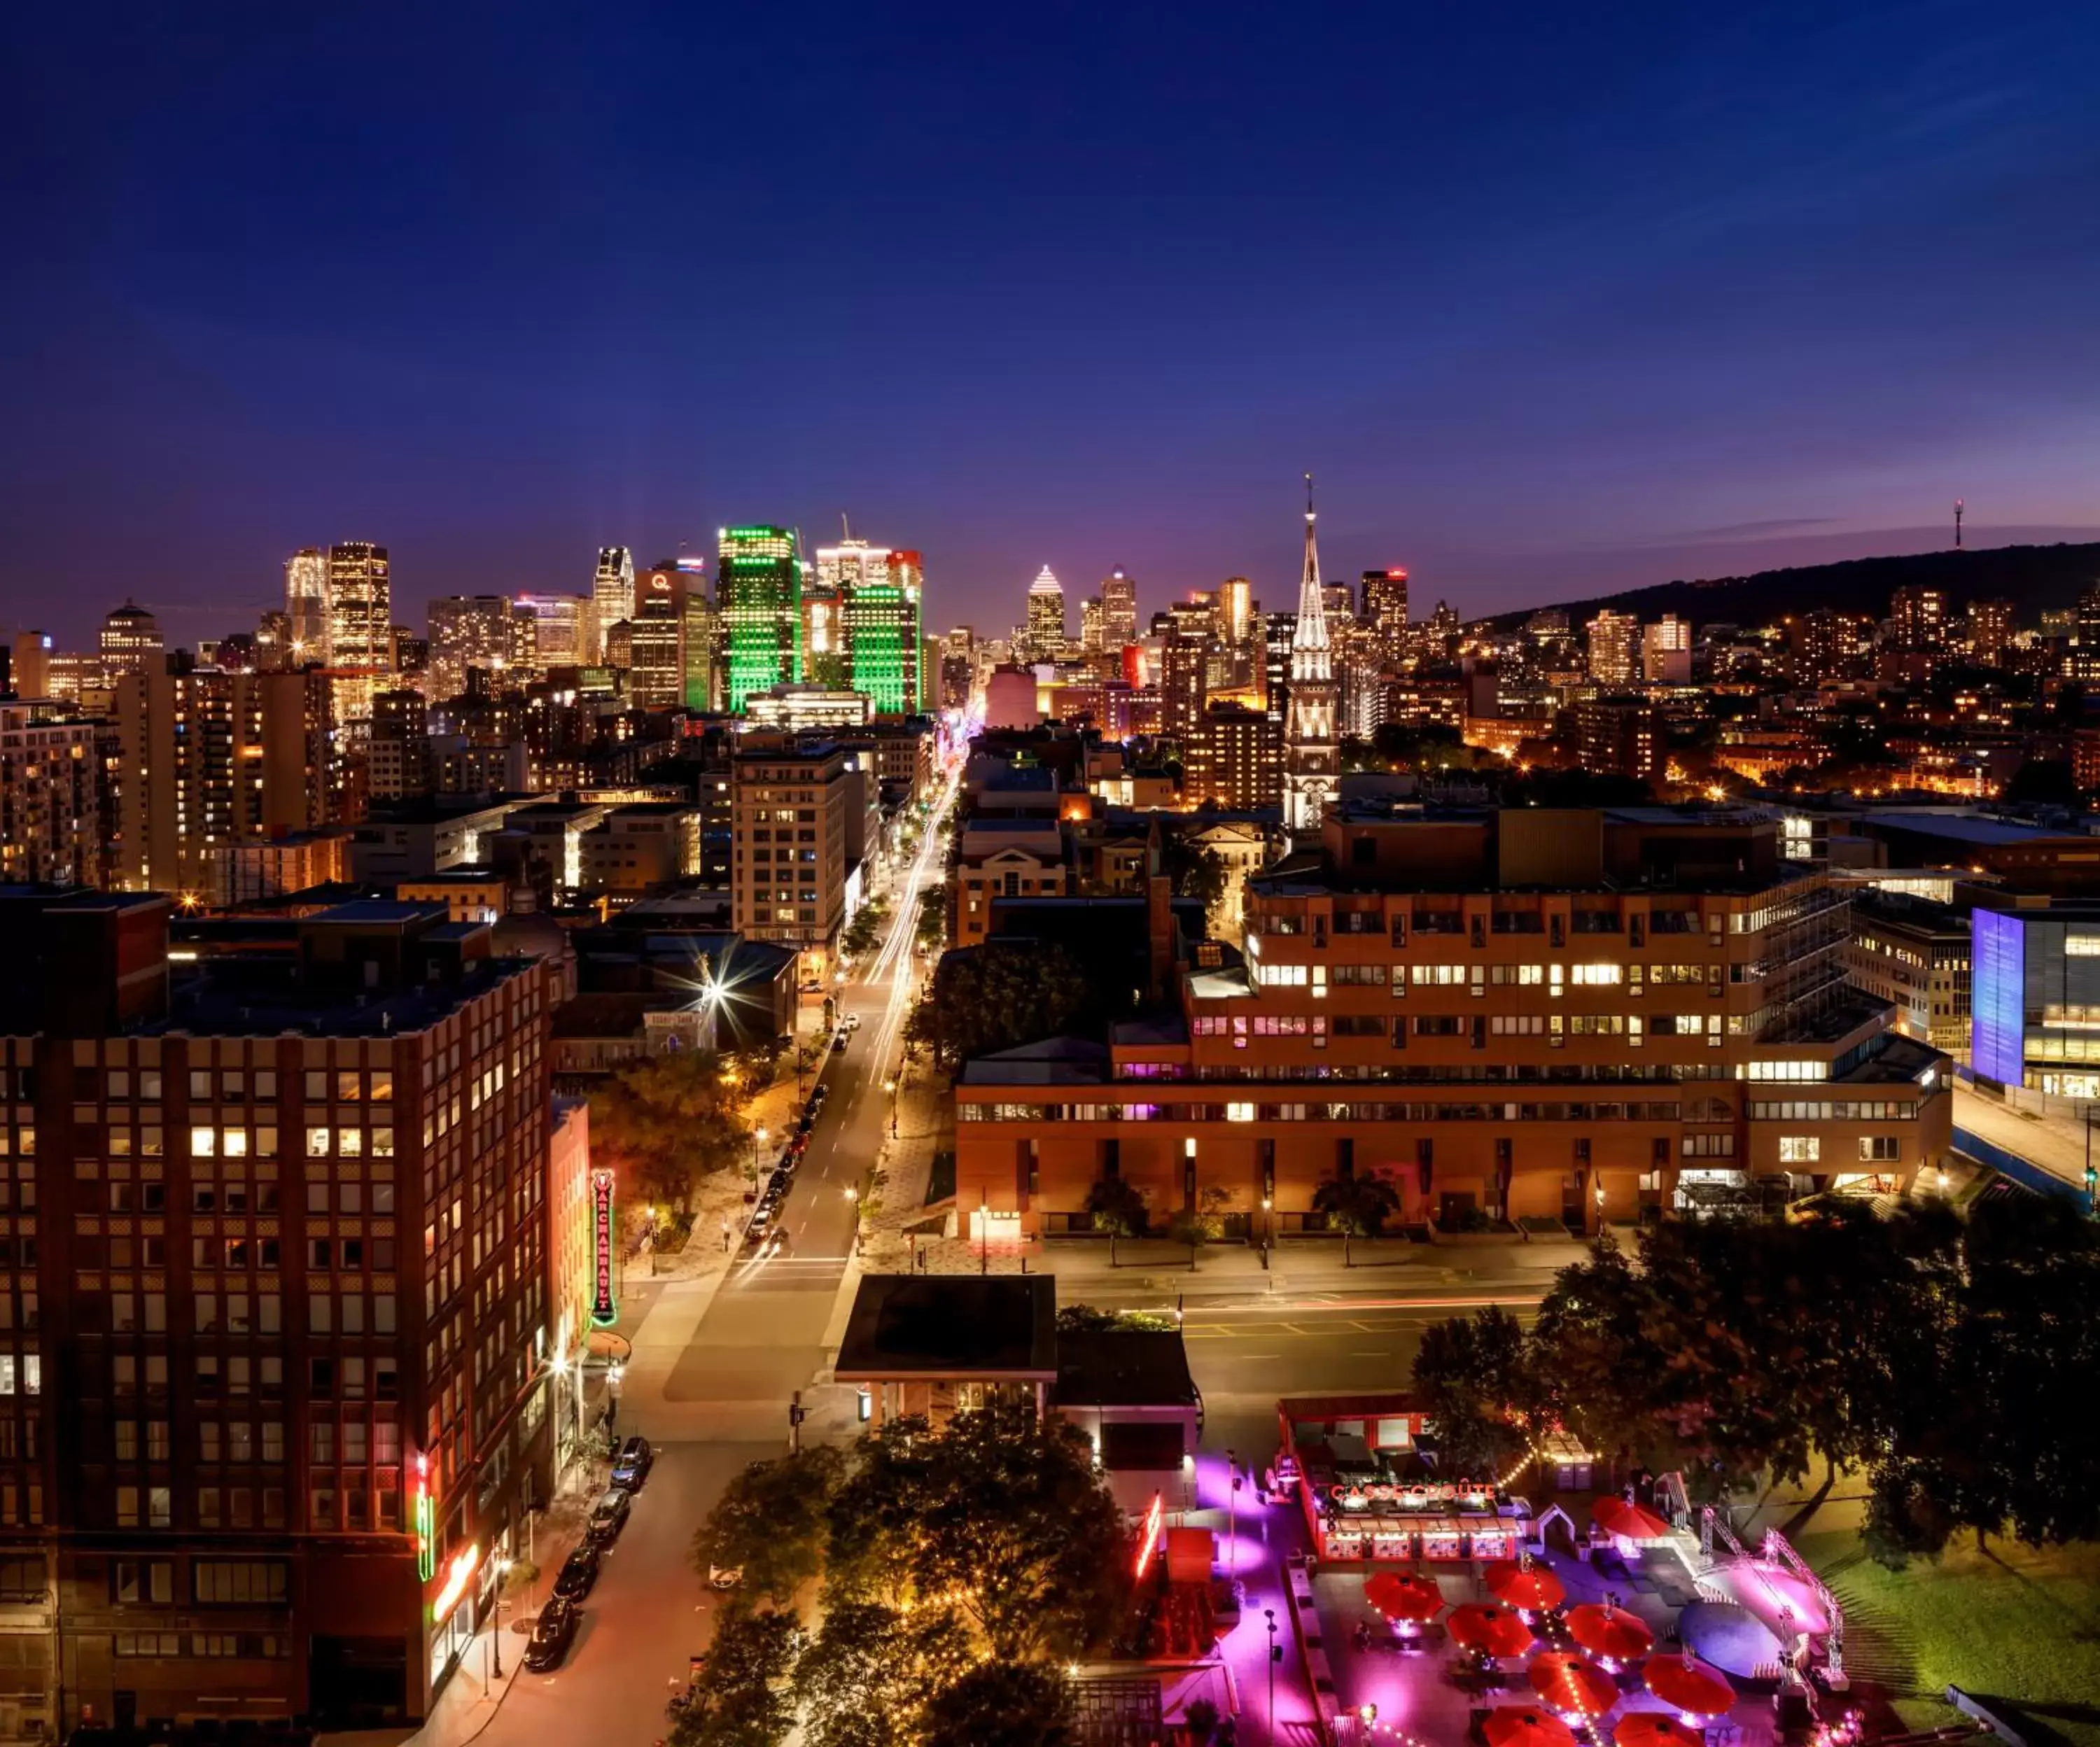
<box><xmin>4</xmin><ymin>2</ymin><xmax>2098</xmax><ymax>650</ymax></box>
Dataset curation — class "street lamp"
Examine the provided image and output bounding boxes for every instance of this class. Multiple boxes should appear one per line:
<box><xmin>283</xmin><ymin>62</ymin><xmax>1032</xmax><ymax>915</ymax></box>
<box><xmin>491</xmin><ymin>1555</ymin><xmax>514</xmax><ymax>1679</ymax></box>
<box><xmin>1264</xmin><ymin>1608</ymin><xmax>1279</xmax><ymax>1743</ymax></box>
<box><xmin>884</xmin><ymin>1076</ymin><xmax>899</xmax><ymax>1139</ymax></box>
<box><xmin>607</xmin><ymin>1363</ymin><xmax>624</xmax><ymax>1440</ymax></box>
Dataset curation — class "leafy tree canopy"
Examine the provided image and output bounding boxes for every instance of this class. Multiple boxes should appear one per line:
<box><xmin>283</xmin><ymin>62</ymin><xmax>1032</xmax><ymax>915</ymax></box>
<box><xmin>671</xmin><ymin>1608</ymin><xmax>804</xmax><ymax>1747</ymax></box>
<box><xmin>922</xmin><ymin>1662</ymin><xmax>1077</xmax><ymax>1747</ymax></box>
<box><xmin>692</xmin><ymin>1445</ymin><xmax>848</xmax><ymax>1612</ymax></box>
<box><xmin>589</xmin><ymin>1047</ymin><xmax>752</xmax><ymax>1206</ymax></box>
<box><xmin>905</xmin><ymin>941</ymin><xmax>1091</xmax><ymax>1072</ymax></box>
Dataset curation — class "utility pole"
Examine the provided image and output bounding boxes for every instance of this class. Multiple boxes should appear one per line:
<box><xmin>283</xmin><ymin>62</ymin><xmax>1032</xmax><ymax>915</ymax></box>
<box><xmin>790</xmin><ymin>1390</ymin><xmax>806</xmax><ymax>1455</ymax></box>
<box><xmin>1265</xmin><ymin>1607</ymin><xmax>1279</xmax><ymax>1744</ymax></box>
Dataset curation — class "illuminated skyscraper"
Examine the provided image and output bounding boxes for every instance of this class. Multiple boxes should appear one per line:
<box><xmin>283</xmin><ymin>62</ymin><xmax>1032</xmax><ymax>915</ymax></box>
<box><xmin>98</xmin><ymin>601</ymin><xmax>164</xmax><ymax>680</ymax></box>
<box><xmin>1642</xmin><ymin>614</ymin><xmax>1693</xmax><ymax>684</ymax></box>
<box><xmin>427</xmin><ymin>595</ymin><xmax>521</xmax><ymax>699</ymax></box>
<box><xmin>285</xmin><ymin>547</ymin><xmax>329</xmax><ymax>662</ymax></box>
<box><xmin>1360</xmin><ymin>568</ymin><xmax>1409</xmax><ymax>666</ymax></box>
<box><xmin>1099</xmin><ymin>568</ymin><xmax>1140</xmax><ymax>650</ymax></box>
<box><xmin>514</xmin><ymin>594</ymin><xmax>595</xmax><ymax>671</ymax></box>
<box><xmin>1968</xmin><ymin>598</ymin><xmax>2014</xmax><ymax>668</ymax></box>
<box><xmin>719</xmin><ymin>526</ymin><xmax>802</xmax><ymax>711</ymax></box>
<box><xmin>1022</xmin><ymin>566</ymin><xmax>1065</xmax><ymax>662</ymax></box>
<box><xmin>1283</xmin><ymin>481</ymin><xmax>1338</xmax><ymax>834</ymax></box>
<box><xmin>1584</xmin><ymin>609</ymin><xmax>1639</xmax><ymax>687</ymax></box>
<box><xmin>326</xmin><ymin>541</ymin><xmax>393</xmax><ymax>671</ymax></box>
<box><xmin>592</xmin><ymin>545</ymin><xmax>636</xmax><ymax>651</ymax></box>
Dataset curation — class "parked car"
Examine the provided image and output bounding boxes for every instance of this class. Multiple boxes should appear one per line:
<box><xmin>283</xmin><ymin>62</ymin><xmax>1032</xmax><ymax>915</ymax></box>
<box><xmin>522</xmin><ymin>1596</ymin><xmax>580</xmax><ymax>1671</ymax></box>
<box><xmin>552</xmin><ymin>1544</ymin><xmax>600</xmax><ymax>1601</ymax></box>
<box><xmin>832</xmin><ymin>1033</ymin><xmax>849</xmax><ymax>1053</ymax></box>
<box><xmin>844</xmin><ymin>1013</ymin><xmax>861</xmax><ymax>1031</ymax></box>
<box><xmin>585</xmin><ymin>1487</ymin><xmax>631</xmax><ymax>1545</ymax></box>
<box><xmin>612</xmin><ymin>1436</ymin><xmax>653</xmax><ymax>1492</ymax></box>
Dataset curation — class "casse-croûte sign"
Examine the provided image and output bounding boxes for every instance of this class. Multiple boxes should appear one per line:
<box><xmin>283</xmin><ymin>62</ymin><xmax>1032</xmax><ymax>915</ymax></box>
<box><xmin>589</xmin><ymin>1167</ymin><xmax>617</xmax><ymax>1327</ymax></box>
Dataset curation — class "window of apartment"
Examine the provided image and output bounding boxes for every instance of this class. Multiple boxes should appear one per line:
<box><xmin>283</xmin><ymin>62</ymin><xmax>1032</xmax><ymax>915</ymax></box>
<box><xmin>1779</xmin><ymin>1137</ymin><xmax>1821</xmax><ymax>1164</ymax></box>
<box><xmin>1569</xmin><ymin>964</ymin><xmax>1622</xmax><ymax>985</ymax></box>
<box><xmin>193</xmin><ymin>1559</ymin><xmax>289</xmax><ymax>1605</ymax></box>
<box><xmin>1859</xmin><ymin>1137</ymin><xmax>1900</xmax><ymax>1163</ymax></box>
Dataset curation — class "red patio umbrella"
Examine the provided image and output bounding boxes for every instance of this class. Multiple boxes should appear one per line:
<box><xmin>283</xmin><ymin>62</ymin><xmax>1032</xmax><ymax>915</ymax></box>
<box><xmin>1485</xmin><ymin>1710</ymin><xmax>1580</xmax><ymax>1747</ymax></box>
<box><xmin>1614</xmin><ymin>1716</ymin><xmax>1704</xmax><ymax>1747</ymax></box>
<box><xmin>1365</xmin><ymin>1571</ymin><xmax>1446</xmax><ymax>1622</ymax></box>
<box><xmin>1643</xmin><ymin>1653</ymin><xmax>1735</xmax><ymax>1718</ymax></box>
<box><xmin>1592</xmin><ymin>1497</ymin><xmax>1672</xmax><ymax>1541</ymax></box>
<box><xmin>1531</xmin><ymin>1650</ymin><xmax>1620</xmax><ymax>1718</ymax></box>
<box><xmin>1448</xmin><ymin>1602</ymin><xmax>1536</xmax><ymax>1659</ymax></box>
<box><xmin>1487</xmin><ymin>1559</ymin><xmax>1568</xmax><ymax>1611</ymax></box>
<box><xmin>1569</xmin><ymin>1602</ymin><xmax>1656</xmax><ymax>1661</ymax></box>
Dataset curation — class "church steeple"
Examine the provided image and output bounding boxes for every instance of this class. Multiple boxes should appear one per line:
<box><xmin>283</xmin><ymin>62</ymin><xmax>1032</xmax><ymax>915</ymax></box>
<box><xmin>1282</xmin><ymin>472</ymin><xmax>1340</xmax><ymax>834</ymax></box>
<box><xmin>1292</xmin><ymin>472</ymin><xmax>1329</xmax><ymax>662</ymax></box>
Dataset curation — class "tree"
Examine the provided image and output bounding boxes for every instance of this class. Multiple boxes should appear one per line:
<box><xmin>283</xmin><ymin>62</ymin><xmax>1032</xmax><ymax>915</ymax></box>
<box><xmin>1167</xmin><ymin>1184</ymin><xmax>1234</xmax><ymax>1271</ymax></box>
<box><xmin>1084</xmin><ymin>1172</ymin><xmax>1149</xmax><ymax>1264</ymax></box>
<box><xmin>1412</xmin><ymin>1306</ymin><xmax>1544</xmax><ymax>1480</ymax></box>
<box><xmin>1158</xmin><ymin>834</ymin><xmax>1229</xmax><ymax>920</ymax></box>
<box><xmin>915</xmin><ymin>893</ymin><xmax>948</xmax><ymax>955</ymax></box>
<box><xmin>841</xmin><ymin>899</ymin><xmax>888</xmax><ymax>961</ymax></box>
<box><xmin>922</xmin><ymin>1662</ymin><xmax>1077</xmax><ymax>1747</ymax></box>
<box><xmin>793</xmin><ymin>1600</ymin><xmax>975</xmax><ymax>1747</ymax></box>
<box><xmin>904</xmin><ymin>941</ymin><xmax>1091</xmax><ymax>1072</ymax></box>
<box><xmin>671</xmin><ymin>1608</ymin><xmax>804</xmax><ymax>1747</ymax></box>
<box><xmin>1310</xmin><ymin>1166</ymin><xmax>1401</xmax><ymax>1265</ymax></box>
<box><xmin>693</xmin><ymin>1446</ymin><xmax>848</xmax><ymax>1612</ymax></box>
<box><xmin>589</xmin><ymin>1048</ymin><xmax>752</xmax><ymax>1206</ymax></box>
<box><xmin>2007</xmin><ymin>757</ymin><xmax>2080</xmax><ymax>804</ymax></box>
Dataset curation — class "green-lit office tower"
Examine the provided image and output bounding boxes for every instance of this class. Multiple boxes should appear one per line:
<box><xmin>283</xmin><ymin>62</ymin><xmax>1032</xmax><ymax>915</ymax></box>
<box><xmin>820</xmin><ymin>542</ymin><xmax>925</xmax><ymax>715</ymax></box>
<box><xmin>718</xmin><ymin>526</ymin><xmax>801</xmax><ymax>711</ymax></box>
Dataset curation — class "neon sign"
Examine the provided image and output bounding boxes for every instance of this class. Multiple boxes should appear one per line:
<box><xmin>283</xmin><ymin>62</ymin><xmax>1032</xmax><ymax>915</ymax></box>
<box><xmin>1133</xmin><ymin>1491</ymin><xmax>1166</xmax><ymax>1578</ymax></box>
<box><xmin>414</xmin><ymin>1452</ymin><xmax>435</xmax><ymax>1581</ymax></box>
<box><xmin>589</xmin><ymin>1167</ymin><xmax>617</xmax><ymax>1327</ymax></box>
<box><xmin>431</xmin><ymin>1543</ymin><xmax>480</xmax><ymax>1622</ymax></box>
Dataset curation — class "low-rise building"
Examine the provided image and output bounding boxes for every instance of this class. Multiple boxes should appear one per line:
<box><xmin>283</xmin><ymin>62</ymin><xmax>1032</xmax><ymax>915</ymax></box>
<box><xmin>954</xmin><ymin>820</ymin><xmax>1070</xmax><ymax>948</ymax></box>
<box><xmin>1847</xmin><ymin>890</ymin><xmax>1972</xmax><ymax>1062</ymax></box>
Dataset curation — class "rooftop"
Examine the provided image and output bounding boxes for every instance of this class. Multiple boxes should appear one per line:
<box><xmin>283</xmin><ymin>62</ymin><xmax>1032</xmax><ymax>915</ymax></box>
<box><xmin>836</xmin><ymin>1275</ymin><xmax>1058</xmax><ymax>1380</ymax></box>
<box><xmin>1052</xmin><ymin>1329</ymin><xmax>1198</xmax><ymax>1408</ymax></box>
<box><xmin>156</xmin><ymin>952</ymin><xmax>536</xmax><ymax>1039</ymax></box>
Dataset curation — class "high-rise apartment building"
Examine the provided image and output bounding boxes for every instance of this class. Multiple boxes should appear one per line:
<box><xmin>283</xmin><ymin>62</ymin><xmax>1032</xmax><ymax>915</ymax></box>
<box><xmin>2071</xmin><ymin>582</ymin><xmax>2100</xmax><ymax>683</ymax></box>
<box><xmin>1283</xmin><ymin>487</ymin><xmax>1338</xmax><ymax>834</ymax></box>
<box><xmin>1189</xmin><ymin>701</ymin><xmax>1282</xmax><ymax>808</ymax></box>
<box><xmin>592</xmin><ymin>547</ymin><xmax>635</xmax><ymax>651</ymax></box>
<box><xmin>100</xmin><ymin>602</ymin><xmax>165</xmax><ymax>682</ymax></box>
<box><xmin>731</xmin><ymin>742</ymin><xmax>852</xmax><ymax>969</ymax></box>
<box><xmin>1078</xmin><ymin>598</ymin><xmax>1105</xmax><ymax>654</ymax></box>
<box><xmin>286</xmin><ymin>549</ymin><xmax>330</xmax><ymax>663</ymax></box>
<box><xmin>113</xmin><ymin>670</ymin><xmax>330</xmax><ymax>897</ymax></box>
<box><xmin>0</xmin><ymin>894</ymin><xmax>554</xmax><ymax>1731</ymax></box>
<box><xmin>1891</xmin><ymin>585</ymin><xmax>1947</xmax><ymax>651</ymax></box>
<box><xmin>326</xmin><ymin>544</ymin><xmax>393</xmax><ymax>673</ymax></box>
<box><xmin>1791</xmin><ymin>609</ymin><xmax>1869</xmax><ymax>685</ymax></box>
<box><xmin>1021</xmin><ymin>567</ymin><xmax>1066</xmax><ymax>664</ymax></box>
<box><xmin>719</xmin><ymin>527</ymin><xmax>802</xmax><ymax>712</ymax></box>
<box><xmin>1642</xmin><ymin>615</ymin><xmax>1693</xmax><ymax>685</ymax></box>
<box><xmin>1574</xmin><ymin>699</ymin><xmax>1661</xmax><ymax>781</ymax></box>
<box><xmin>1967</xmin><ymin>598</ymin><xmax>2015</xmax><ymax>668</ymax></box>
<box><xmin>1100</xmin><ymin>569</ymin><xmax>1140</xmax><ymax>651</ymax></box>
<box><xmin>1161</xmin><ymin>599</ymin><xmax>1214</xmax><ymax>752</ymax></box>
<box><xmin>426</xmin><ymin>596</ymin><xmax>524</xmax><ymax>701</ymax></box>
<box><xmin>0</xmin><ymin>702</ymin><xmax>98</xmax><ymax>885</ymax></box>
<box><xmin>1360</xmin><ymin>570</ymin><xmax>1410</xmax><ymax>666</ymax></box>
<box><xmin>1584</xmin><ymin>610</ymin><xmax>1639</xmax><ymax>687</ymax></box>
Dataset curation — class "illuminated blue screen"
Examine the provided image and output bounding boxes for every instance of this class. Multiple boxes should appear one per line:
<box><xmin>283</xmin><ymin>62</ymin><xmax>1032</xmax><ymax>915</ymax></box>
<box><xmin>1971</xmin><ymin>908</ymin><xmax>2026</xmax><ymax>1087</ymax></box>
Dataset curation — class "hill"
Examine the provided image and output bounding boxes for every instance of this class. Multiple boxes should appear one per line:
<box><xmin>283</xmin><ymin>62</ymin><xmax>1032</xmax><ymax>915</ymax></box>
<box><xmin>1485</xmin><ymin>541</ymin><xmax>2100</xmax><ymax>632</ymax></box>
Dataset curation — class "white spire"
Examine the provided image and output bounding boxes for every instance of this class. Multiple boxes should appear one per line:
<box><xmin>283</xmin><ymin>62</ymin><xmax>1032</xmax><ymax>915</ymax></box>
<box><xmin>1291</xmin><ymin>472</ymin><xmax>1331</xmax><ymax>667</ymax></box>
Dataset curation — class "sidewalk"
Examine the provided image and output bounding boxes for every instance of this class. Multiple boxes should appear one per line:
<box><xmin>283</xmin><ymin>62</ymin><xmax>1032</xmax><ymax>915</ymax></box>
<box><xmin>322</xmin><ymin>1494</ymin><xmax>593</xmax><ymax>1747</ymax></box>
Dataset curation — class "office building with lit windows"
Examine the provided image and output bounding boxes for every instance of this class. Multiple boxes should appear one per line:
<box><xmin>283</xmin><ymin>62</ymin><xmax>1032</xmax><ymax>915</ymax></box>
<box><xmin>953</xmin><ymin>806</ymin><xmax>1951</xmax><ymax>1237</ymax></box>
<box><xmin>731</xmin><ymin>742</ymin><xmax>851</xmax><ymax>971</ymax></box>
<box><xmin>718</xmin><ymin>527</ymin><xmax>801</xmax><ymax>712</ymax></box>
<box><xmin>0</xmin><ymin>894</ymin><xmax>554</xmax><ymax>1734</ymax></box>
<box><xmin>0</xmin><ymin>702</ymin><xmax>99</xmax><ymax>887</ymax></box>
<box><xmin>841</xmin><ymin>551</ymin><xmax>925</xmax><ymax>715</ymax></box>
<box><xmin>1972</xmin><ymin>896</ymin><xmax>2100</xmax><ymax>1105</ymax></box>
<box><xmin>285</xmin><ymin>551</ymin><xmax>330</xmax><ymax>664</ymax></box>
<box><xmin>326</xmin><ymin>545</ymin><xmax>393</xmax><ymax>673</ymax></box>
<box><xmin>426</xmin><ymin>596</ymin><xmax>523</xmax><ymax>703</ymax></box>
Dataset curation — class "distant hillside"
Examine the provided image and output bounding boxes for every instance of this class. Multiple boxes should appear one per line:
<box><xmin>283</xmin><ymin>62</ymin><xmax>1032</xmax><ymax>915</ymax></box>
<box><xmin>1485</xmin><ymin>542</ymin><xmax>2100</xmax><ymax>632</ymax></box>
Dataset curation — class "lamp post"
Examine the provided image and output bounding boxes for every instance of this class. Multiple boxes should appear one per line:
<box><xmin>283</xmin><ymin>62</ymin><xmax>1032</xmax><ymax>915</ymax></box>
<box><xmin>884</xmin><ymin>1076</ymin><xmax>899</xmax><ymax>1139</ymax></box>
<box><xmin>845</xmin><ymin>1186</ymin><xmax>861</xmax><ymax>1255</ymax></box>
<box><xmin>607</xmin><ymin>1363</ymin><xmax>624</xmax><ymax>1440</ymax></box>
<box><xmin>491</xmin><ymin>1556</ymin><xmax>513</xmax><ymax>1680</ymax></box>
<box><xmin>1227</xmin><ymin>1450</ymin><xmax>1242</xmax><ymax>1563</ymax></box>
<box><xmin>1261</xmin><ymin>1195</ymin><xmax>1273</xmax><ymax>1271</ymax></box>
<box><xmin>1265</xmin><ymin>1608</ymin><xmax>1279</xmax><ymax>1744</ymax></box>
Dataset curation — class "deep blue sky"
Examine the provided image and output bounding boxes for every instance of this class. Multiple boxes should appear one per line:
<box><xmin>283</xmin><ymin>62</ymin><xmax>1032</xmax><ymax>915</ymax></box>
<box><xmin>4</xmin><ymin>1</ymin><xmax>2099</xmax><ymax>650</ymax></box>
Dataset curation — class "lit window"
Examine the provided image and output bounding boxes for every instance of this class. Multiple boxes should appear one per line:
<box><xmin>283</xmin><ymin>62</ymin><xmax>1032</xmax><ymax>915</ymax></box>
<box><xmin>190</xmin><ymin>1128</ymin><xmax>216</xmax><ymax>1158</ymax></box>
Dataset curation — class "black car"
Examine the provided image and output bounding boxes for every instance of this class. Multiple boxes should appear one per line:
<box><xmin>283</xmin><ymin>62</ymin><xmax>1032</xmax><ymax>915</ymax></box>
<box><xmin>552</xmin><ymin>1543</ymin><xmax>600</xmax><ymax>1601</ymax></box>
<box><xmin>585</xmin><ymin>1487</ymin><xmax>631</xmax><ymax>1545</ymax></box>
<box><xmin>522</xmin><ymin>1596</ymin><xmax>580</xmax><ymax>1671</ymax></box>
<box><xmin>612</xmin><ymin>1436</ymin><xmax>653</xmax><ymax>1491</ymax></box>
<box><xmin>832</xmin><ymin>1033</ymin><xmax>849</xmax><ymax>1053</ymax></box>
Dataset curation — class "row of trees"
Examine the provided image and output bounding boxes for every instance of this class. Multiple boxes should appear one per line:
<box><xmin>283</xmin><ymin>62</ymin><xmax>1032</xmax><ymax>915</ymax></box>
<box><xmin>1411</xmin><ymin>1195</ymin><xmax>2100</xmax><ymax>1563</ymax></box>
<box><xmin>677</xmin><ymin>1403</ymin><xmax>1130</xmax><ymax>1747</ymax></box>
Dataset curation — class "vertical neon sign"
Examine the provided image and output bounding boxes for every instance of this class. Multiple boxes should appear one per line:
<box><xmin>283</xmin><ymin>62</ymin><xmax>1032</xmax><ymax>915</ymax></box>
<box><xmin>414</xmin><ymin>1452</ymin><xmax>435</xmax><ymax>1582</ymax></box>
<box><xmin>589</xmin><ymin>1167</ymin><xmax>618</xmax><ymax>1327</ymax></box>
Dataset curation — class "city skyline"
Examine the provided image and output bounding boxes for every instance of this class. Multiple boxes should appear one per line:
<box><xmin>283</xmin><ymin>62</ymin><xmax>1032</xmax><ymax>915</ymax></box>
<box><xmin>6</xmin><ymin>6</ymin><xmax>2100</xmax><ymax>646</ymax></box>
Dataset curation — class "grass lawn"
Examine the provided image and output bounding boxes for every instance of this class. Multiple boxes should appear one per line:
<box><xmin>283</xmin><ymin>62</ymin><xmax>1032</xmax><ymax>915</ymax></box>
<box><xmin>1796</xmin><ymin>1529</ymin><xmax>2100</xmax><ymax>1747</ymax></box>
